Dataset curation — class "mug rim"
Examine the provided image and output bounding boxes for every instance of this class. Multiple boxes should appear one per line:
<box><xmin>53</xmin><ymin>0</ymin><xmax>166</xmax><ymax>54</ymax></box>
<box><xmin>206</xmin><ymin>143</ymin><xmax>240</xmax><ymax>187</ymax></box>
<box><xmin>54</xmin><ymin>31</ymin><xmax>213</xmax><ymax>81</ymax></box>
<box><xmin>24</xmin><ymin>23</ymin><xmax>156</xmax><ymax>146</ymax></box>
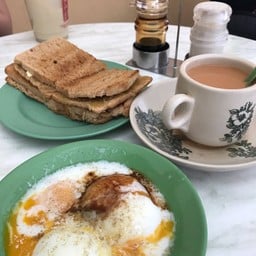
<box><xmin>179</xmin><ymin>53</ymin><xmax>256</xmax><ymax>92</ymax></box>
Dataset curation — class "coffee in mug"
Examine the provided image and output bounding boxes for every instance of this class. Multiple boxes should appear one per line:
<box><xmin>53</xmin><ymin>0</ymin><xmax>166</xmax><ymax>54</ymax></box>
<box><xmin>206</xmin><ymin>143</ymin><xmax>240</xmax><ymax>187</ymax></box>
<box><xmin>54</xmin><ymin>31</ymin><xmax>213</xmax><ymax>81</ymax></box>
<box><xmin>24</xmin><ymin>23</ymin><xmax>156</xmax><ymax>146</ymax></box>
<box><xmin>187</xmin><ymin>65</ymin><xmax>248</xmax><ymax>89</ymax></box>
<box><xmin>161</xmin><ymin>54</ymin><xmax>256</xmax><ymax>147</ymax></box>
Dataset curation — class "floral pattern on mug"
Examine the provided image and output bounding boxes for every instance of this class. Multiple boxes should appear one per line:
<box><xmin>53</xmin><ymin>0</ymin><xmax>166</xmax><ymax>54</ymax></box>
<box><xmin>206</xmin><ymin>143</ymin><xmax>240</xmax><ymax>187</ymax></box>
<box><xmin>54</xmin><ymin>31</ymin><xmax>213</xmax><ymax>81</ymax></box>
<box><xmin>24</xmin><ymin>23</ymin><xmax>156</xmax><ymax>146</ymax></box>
<box><xmin>134</xmin><ymin>106</ymin><xmax>256</xmax><ymax>162</ymax></box>
<box><xmin>220</xmin><ymin>102</ymin><xmax>255</xmax><ymax>144</ymax></box>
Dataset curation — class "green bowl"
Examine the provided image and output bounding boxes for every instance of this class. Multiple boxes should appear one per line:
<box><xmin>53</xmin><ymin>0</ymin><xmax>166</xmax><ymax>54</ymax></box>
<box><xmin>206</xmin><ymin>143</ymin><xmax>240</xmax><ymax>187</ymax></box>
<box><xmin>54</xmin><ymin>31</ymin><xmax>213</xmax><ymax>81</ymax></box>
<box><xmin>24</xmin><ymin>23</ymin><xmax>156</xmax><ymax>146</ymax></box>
<box><xmin>0</xmin><ymin>139</ymin><xmax>207</xmax><ymax>255</ymax></box>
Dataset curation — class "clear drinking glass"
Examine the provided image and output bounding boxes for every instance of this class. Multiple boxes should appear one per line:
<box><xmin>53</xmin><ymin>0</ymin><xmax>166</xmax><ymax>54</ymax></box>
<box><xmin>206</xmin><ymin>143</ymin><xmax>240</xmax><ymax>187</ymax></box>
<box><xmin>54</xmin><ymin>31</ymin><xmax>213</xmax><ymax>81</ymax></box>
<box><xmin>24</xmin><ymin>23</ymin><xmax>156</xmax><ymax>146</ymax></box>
<box><xmin>25</xmin><ymin>0</ymin><xmax>69</xmax><ymax>42</ymax></box>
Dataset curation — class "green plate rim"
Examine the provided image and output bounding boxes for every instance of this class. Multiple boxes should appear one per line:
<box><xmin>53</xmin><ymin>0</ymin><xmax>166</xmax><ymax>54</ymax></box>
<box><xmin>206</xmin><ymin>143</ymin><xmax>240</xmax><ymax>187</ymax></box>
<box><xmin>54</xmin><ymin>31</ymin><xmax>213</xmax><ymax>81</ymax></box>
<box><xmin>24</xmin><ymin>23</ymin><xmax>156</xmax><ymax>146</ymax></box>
<box><xmin>0</xmin><ymin>139</ymin><xmax>207</xmax><ymax>256</ymax></box>
<box><xmin>0</xmin><ymin>60</ymin><xmax>129</xmax><ymax>140</ymax></box>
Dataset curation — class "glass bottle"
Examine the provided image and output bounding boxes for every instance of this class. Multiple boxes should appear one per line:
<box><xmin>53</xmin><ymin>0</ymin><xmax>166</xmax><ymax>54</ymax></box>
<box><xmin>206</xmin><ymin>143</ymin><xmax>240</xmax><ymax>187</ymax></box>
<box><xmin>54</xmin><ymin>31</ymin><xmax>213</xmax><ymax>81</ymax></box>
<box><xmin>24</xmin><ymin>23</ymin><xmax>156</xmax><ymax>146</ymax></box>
<box><xmin>132</xmin><ymin>0</ymin><xmax>169</xmax><ymax>52</ymax></box>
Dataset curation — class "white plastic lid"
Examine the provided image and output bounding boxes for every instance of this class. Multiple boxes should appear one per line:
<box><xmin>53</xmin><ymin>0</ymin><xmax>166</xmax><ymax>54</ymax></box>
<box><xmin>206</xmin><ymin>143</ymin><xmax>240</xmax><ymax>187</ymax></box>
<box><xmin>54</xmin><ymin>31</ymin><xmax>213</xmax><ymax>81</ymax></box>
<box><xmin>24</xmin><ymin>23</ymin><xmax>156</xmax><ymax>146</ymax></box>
<box><xmin>193</xmin><ymin>1</ymin><xmax>232</xmax><ymax>24</ymax></box>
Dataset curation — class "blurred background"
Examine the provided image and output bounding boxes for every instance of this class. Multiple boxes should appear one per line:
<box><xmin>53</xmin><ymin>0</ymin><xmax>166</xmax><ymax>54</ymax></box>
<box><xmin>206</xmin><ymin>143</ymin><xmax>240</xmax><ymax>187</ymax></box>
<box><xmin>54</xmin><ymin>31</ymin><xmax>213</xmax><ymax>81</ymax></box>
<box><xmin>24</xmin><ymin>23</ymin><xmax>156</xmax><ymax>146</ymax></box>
<box><xmin>6</xmin><ymin>0</ymin><xmax>206</xmax><ymax>34</ymax></box>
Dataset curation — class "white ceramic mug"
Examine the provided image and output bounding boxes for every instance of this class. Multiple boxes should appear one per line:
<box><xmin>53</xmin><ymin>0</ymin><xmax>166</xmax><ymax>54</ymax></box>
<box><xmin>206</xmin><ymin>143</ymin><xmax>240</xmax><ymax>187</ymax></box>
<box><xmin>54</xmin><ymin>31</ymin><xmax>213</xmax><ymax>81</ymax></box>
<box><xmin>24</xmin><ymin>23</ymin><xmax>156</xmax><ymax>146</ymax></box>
<box><xmin>25</xmin><ymin>0</ymin><xmax>69</xmax><ymax>42</ymax></box>
<box><xmin>161</xmin><ymin>54</ymin><xmax>256</xmax><ymax>147</ymax></box>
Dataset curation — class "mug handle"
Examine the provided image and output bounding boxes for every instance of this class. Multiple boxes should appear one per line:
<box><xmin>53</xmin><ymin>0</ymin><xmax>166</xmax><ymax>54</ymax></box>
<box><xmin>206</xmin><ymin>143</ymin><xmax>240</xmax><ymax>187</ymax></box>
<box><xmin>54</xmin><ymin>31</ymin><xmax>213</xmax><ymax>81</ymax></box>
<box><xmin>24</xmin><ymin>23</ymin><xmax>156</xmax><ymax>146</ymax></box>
<box><xmin>161</xmin><ymin>94</ymin><xmax>195</xmax><ymax>132</ymax></box>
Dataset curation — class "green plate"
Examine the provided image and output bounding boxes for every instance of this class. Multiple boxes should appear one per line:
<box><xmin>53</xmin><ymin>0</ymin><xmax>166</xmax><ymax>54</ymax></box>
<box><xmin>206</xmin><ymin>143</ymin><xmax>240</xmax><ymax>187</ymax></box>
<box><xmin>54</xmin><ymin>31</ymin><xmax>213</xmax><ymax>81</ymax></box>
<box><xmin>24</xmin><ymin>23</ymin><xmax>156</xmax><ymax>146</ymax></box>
<box><xmin>0</xmin><ymin>61</ymin><xmax>129</xmax><ymax>140</ymax></box>
<box><xmin>0</xmin><ymin>140</ymin><xmax>207</xmax><ymax>256</ymax></box>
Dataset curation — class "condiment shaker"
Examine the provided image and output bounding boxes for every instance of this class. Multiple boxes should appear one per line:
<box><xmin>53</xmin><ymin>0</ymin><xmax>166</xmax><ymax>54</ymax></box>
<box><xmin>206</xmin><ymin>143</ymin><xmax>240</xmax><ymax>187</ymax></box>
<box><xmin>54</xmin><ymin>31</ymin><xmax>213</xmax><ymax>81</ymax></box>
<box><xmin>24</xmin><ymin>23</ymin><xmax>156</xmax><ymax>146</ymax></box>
<box><xmin>189</xmin><ymin>1</ymin><xmax>232</xmax><ymax>57</ymax></box>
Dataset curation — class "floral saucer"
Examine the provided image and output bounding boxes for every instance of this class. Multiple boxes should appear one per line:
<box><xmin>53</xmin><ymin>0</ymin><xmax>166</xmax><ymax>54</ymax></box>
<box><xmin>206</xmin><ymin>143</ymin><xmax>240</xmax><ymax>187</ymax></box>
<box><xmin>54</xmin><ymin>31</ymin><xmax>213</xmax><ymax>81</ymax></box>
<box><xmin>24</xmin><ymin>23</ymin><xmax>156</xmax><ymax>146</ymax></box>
<box><xmin>129</xmin><ymin>78</ymin><xmax>256</xmax><ymax>172</ymax></box>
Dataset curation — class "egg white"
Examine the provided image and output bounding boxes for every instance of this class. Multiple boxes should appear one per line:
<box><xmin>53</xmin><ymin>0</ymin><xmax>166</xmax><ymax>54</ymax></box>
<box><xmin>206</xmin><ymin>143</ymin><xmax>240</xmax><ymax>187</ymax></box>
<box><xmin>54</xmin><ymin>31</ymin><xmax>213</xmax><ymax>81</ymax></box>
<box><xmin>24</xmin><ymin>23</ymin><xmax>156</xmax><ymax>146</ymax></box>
<box><xmin>32</xmin><ymin>224</ymin><xmax>112</xmax><ymax>256</ymax></box>
<box><xmin>95</xmin><ymin>192</ymin><xmax>172</xmax><ymax>246</ymax></box>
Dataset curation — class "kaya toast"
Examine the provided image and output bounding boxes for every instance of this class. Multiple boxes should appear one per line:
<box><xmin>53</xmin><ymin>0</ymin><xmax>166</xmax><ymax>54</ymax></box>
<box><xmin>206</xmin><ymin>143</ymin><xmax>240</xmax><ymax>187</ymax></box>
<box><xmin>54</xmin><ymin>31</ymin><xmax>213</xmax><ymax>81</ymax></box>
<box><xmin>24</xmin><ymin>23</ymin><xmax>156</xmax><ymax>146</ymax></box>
<box><xmin>5</xmin><ymin>64</ymin><xmax>152</xmax><ymax>124</ymax></box>
<box><xmin>14</xmin><ymin>37</ymin><xmax>140</xmax><ymax>98</ymax></box>
<box><xmin>14</xmin><ymin>37</ymin><xmax>107</xmax><ymax>87</ymax></box>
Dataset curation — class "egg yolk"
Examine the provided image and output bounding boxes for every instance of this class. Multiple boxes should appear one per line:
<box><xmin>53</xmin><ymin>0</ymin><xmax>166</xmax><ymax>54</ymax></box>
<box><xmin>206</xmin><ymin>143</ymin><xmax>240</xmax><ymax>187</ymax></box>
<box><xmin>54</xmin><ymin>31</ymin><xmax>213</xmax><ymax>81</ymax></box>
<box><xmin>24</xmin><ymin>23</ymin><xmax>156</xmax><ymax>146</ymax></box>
<box><xmin>112</xmin><ymin>238</ymin><xmax>146</xmax><ymax>256</ymax></box>
<box><xmin>5</xmin><ymin>196</ymin><xmax>54</xmax><ymax>256</ymax></box>
<box><xmin>147</xmin><ymin>219</ymin><xmax>174</xmax><ymax>243</ymax></box>
<box><xmin>5</xmin><ymin>211</ymin><xmax>39</xmax><ymax>256</ymax></box>
<box><xmin>23</xmin><ymin>197</ymin><xmax>37</xmax><ymax>210</ymax></box>
<box><xmin>112</xmin><ymin>220</ymin><xmax>174</xmax><ymax>256</ymax></box>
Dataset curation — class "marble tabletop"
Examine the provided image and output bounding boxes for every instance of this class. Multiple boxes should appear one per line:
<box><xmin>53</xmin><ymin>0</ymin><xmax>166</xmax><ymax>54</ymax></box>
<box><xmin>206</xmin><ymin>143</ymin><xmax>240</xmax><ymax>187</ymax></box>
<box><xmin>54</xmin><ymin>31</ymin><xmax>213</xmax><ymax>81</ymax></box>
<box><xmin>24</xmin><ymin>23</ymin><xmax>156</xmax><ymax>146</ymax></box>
<box><xmin>1</xmin><ymin>23</ymin><xmax>256</xmax><ymax>256</ymax></box>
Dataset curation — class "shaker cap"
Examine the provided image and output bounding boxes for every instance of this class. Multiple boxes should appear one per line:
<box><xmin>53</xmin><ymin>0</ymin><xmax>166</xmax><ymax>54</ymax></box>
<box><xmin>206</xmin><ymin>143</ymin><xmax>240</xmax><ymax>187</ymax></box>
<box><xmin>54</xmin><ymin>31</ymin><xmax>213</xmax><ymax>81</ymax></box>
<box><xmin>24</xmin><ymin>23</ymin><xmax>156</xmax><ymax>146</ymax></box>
<box><xmin>194</xmin><ymin>1</ymin><xmax>232</xmax><ymax>24</ymax></box>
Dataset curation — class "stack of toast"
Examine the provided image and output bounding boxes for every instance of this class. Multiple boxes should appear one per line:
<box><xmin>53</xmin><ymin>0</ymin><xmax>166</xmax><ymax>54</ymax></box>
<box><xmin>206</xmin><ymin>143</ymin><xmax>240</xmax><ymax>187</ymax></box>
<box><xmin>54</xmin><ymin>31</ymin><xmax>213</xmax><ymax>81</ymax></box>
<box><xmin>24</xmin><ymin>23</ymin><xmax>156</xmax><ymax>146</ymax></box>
<box><xmin>5</xmin><ymin>37</ymin><xmax>152</xmax><ymax>124</ymax></box>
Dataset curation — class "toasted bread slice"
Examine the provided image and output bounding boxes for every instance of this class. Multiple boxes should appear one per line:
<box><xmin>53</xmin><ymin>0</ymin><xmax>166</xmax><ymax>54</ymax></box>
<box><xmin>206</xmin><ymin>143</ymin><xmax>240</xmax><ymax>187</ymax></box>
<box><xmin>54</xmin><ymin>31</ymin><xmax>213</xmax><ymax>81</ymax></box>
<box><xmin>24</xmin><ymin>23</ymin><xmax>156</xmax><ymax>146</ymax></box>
<box><xmin>5</xmin><ymin>68</ymin><xmax>127</xmax><ymax>124</ymax></box>
<box><xmin>7</xmin><ymin>75</ymin><xmax>130</xmax><ymax>123</ymax></box>
<box><xmin>14</xmin><ymin>37</ymin><xmax>106</xmax><ymax>88</ymax></box>
<box><xmin>14</xmin><ymin>62</ymin><xmax>139</xmax><ymax>99</ymax></box>
<box><xmin>12</xmin><ymin>64</ymin><xmax>151</xmax><ymax>113</ymax></box>
<box><xmin>5</xmin><ymin>64</ymin><xmax>152</xmax><ymax>123</ymax></box>
<box><xmin>56</xmin><ymin>69</ymin><xmax>140</xmax><ymax>98</ymax></box>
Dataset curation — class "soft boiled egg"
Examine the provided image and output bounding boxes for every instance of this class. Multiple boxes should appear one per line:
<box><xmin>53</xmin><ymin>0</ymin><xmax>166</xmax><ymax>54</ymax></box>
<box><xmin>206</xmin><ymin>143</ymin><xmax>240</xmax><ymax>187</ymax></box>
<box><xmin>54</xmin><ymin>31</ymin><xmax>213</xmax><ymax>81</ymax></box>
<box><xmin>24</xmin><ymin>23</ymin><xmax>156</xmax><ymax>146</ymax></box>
<box><xmin>80</xmin><ymin>174</ymin><xmax>174</xmax><ymax>255</ymax></box>
<box><xmin>5</xmin><ymin>161</ymin><xmax>175</xmax><ymax>256</ymax></box>
<box><xmin>15</xmin><ymin>179</ymin><xmax>83</xmax><ymax>237</ymax></box>
<box><xmin>32</xmin><ymin>225</ymin><xmax>111</xmax><ymax>256</ymax></box>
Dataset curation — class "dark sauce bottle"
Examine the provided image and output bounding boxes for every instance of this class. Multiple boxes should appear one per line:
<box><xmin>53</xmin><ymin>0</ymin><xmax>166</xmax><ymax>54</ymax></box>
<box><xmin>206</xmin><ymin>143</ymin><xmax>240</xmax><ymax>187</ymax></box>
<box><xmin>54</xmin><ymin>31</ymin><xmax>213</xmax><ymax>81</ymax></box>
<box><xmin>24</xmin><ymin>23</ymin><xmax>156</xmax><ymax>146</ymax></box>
<box><xmin>132</xmin><ymin>0</ymin><xmax>169</xmax><ymax>52</ymax></box>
